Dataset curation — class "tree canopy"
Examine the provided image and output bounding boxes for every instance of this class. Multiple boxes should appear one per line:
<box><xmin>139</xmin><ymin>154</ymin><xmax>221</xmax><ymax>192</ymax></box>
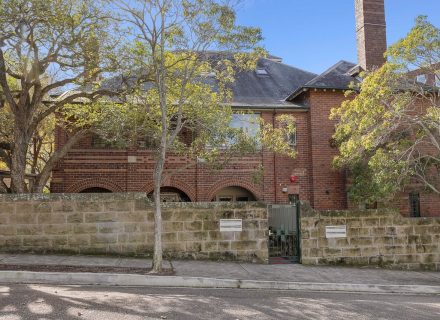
<box><xmin>0</xmin><ymin>0</ymin><xmax>119</xmax><ymax>192</ymax></box>
<box><xmin>331</xmin><ymin>16</ymin><xmax>440</xmax><ymax>204</ymax></box>
<box><xmin>99</xmin><ymin>0</ymin><xmax>297</xmax><ymax>272</ymax></box>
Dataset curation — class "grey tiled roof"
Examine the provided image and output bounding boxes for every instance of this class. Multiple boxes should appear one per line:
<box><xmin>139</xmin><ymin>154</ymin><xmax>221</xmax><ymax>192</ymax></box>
<box><xmin>286</xmin><ymin>60</ymin><xmax>358</xmax><ymax>101</ymax></box>
<box><xmin>229</xmin><ymin>57</ymin><xmax>317</xmax><ymax>108</ymax></box>
<box><xmin>67</xmin><ymin>56</ymin><xmax>317</xmax><ymax>109</ymax></box>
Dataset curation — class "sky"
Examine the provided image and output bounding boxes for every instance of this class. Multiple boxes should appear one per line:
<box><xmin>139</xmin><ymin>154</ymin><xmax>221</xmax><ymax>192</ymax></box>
<box><xmin>235</xmin><ymin>0</ymin><xmax>440</xmax><ymax>74</ymax></box>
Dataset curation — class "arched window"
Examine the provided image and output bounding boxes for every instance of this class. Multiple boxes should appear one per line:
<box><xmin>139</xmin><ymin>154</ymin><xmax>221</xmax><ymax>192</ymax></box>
<box><xmin>148</xmin><ymin>187</ymin><xmax>191</xmax><ymax>202</ymax></box>
<box><xmin>80</xmin><ymin>187</ymin><xmax>112</xmax><ymax>193</ymax></box>
<box><xmin>211</xmin><ymin>186</ymin><xmax>256</xmax><ymax>202</ymax></box>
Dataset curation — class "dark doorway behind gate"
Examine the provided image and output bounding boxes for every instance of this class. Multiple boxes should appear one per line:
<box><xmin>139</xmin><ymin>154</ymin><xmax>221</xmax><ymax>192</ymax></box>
<box><xmin>268</xmin><ymin>204</ymin><xmax>300</xmax><ymax>264</ymax></box>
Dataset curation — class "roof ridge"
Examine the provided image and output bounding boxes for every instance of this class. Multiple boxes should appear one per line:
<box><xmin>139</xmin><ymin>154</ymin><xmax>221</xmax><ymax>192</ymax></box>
<box><xmin>260</xmin><ymin>57</ymin><xmax>318</xmax><ymax>78</ymax></box>
<box><xmin>304</xmin><ymin>60</ymin><xmax>351</xmax><ymax>86</ymax></box>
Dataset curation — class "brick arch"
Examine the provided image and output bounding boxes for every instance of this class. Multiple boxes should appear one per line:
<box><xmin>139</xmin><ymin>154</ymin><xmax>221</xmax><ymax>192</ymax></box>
<box><xmin>65</xmin><ymin>178</ymin><xmax>124</xmax><ymax>193</ymax></box>
<box><xmin>205</xmin><ymin>179</ymin><xmax>261</xmax><ymax>202</ymax></box>
<box><xmin>142</xmin><ymin>179</ymin><xmax>196</xmax><ymax>202</ymax></box>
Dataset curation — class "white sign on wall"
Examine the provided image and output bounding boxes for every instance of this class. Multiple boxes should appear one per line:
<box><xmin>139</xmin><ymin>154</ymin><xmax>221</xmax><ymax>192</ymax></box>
<box><xmin>220</xmin><ymin>219</ymin><xmax>242</xmax><ymax>232</ymax></box>
<box><xmin>325</xmin><ymin>225</ymin><xmax>347</xmax><ymax>238</ymax></box>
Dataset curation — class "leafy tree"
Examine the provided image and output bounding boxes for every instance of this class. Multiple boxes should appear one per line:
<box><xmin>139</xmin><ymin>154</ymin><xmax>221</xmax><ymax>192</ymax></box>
<box><xmin>0</xmin><ymin>0</ymin><xmax>119</xmax><ymax>193</ymax></box>
<box><xmin>103</xmin><ymin>0</ymin><xmax>296</xmax><ymax>272</ymax></box>
<box><xmin>331</xmin><ymin>16</ymin><xmax>440</xmax><ymax>204</ymax></box>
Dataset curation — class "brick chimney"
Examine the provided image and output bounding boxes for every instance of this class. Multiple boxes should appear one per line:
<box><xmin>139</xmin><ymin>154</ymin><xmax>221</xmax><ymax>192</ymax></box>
<box><xmin>355</xmin><ymin>0</ymin><xmax>387</xmax><ymax>71</ymax></box>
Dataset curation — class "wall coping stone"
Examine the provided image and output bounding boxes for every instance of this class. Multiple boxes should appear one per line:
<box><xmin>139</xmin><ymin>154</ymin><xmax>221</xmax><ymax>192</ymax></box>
<box><xmin>0</xmin><ymin>193</ymin><xmax>266</xmax><ymax>208</ymax></box>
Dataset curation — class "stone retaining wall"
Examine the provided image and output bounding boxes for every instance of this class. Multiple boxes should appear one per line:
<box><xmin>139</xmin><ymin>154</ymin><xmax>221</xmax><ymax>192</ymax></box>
<box><xmin>0</xmin><ymin>193</ymin><xmax>268</xmax><ymax>262</ymax></box>
<box><xmin>300</xmin><ymin>205</ymin><xmax>440</xmax><ymax>270</ymax></box>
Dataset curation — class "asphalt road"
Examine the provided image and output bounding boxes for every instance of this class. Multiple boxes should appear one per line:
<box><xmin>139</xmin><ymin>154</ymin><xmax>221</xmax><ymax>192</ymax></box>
<box><xmin>0</xmin><ymin>285</ymin><xmax>439</xmax><ymax>320</ymax></box>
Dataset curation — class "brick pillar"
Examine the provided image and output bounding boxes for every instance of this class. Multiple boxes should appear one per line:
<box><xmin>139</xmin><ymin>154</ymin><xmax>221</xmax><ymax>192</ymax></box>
<box><xmin>355</xmin><ymin>0</ymin><xmax>387</xmax><ymax>71</ymax></box>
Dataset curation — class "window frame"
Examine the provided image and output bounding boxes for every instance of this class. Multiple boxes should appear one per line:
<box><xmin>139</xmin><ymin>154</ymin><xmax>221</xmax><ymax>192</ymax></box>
<box><xmin>409</xmin><ymin>192</ymin><xmax>421</xmax><ymax>218</ymax></box>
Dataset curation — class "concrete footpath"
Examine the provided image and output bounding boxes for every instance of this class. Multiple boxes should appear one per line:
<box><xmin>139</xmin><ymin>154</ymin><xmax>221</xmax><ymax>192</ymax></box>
<box><xmin>1</xmin><ymin>253</ymin><xmax>440</xmax><ymax>294</ymax></box>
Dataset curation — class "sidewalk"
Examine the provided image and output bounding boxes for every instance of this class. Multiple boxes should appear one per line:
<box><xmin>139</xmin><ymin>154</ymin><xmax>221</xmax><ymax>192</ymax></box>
<box><xmin>1</xmin><ymin>253</ymin><xmax>440</xmax><ymax>294</ymax></box>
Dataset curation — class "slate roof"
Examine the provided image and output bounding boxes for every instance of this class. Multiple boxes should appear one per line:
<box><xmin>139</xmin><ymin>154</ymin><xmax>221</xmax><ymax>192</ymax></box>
<box><xmin>286</xmin><ymin>60</ymin><xmax>358</xmax><ymax>101</ymax></box>
<box><xmin>229</xmin><ymin>57</ymin><xmax>317</xmax><ymax>108</ymax></box>
<box><xmin>56</xmin><ymin>56</ymin><xmax>365</xmax><ymax>110</ymax></box>
<box><xmin>59</xmin><ymin>55</ymin><xmax>317</xmax><ymax>109</ymax></box>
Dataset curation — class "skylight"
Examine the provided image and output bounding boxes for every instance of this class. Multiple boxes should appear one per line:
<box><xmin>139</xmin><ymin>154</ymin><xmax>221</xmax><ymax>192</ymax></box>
<box><xmin>255</xmin><ymin>68</ymin><xmax>268</xmax><ymax>76</ymax></box>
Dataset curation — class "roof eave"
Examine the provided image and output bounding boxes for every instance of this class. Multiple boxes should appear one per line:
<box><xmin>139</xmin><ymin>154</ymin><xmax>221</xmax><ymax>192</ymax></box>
<box><xmin>285</xmin><ymin>85</ymin><xmax>352</xmax><ymax>101</ymax></box>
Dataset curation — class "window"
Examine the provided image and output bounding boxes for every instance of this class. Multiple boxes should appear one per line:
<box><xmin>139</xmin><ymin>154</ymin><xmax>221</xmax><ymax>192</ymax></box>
<box><xmin>218</xmin><ymin>196</ymin><xmax>233</xmax><ymax>202</ymax></box>
<box><xmin>416</xmin><ymin>74</ymin><xmax>427</xmax><ymax>84</ymax></box>
<box><xmin>228</xmin><ymin>113</ymin><xmax>261</xmax><ymax>145</ymax></box>
<box><xmin>409</xmin><ymin>192</ymin><xmax>421</xmax><ymax>217</ymax></box>
<box><xmin>287</xmin><ymin>131</ymin><xmax>297</xmax><ymax>147</ymax></box>
<box><xmin>435</xmin><ymin>72</ymin><xmax>440</xmax><ymax>88</ymax></box>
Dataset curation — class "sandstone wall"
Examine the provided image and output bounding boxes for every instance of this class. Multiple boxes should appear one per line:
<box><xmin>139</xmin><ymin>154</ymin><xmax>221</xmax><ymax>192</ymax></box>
<box><xmin>0</xmin><ymin>193</ymin><xmax>268</xmax><ymax>262</ymax></box>
<box><xmin>301</xmin><ymin>205</ymin><xmax>440</xmax><ymax>270</ymax></box>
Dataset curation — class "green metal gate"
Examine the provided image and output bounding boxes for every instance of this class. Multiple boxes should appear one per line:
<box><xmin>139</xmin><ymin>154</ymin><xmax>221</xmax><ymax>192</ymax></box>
<box><xmin>268</xmin><ymin>204</ymin><xmax>301</xmax><ymax>264</ymax></box>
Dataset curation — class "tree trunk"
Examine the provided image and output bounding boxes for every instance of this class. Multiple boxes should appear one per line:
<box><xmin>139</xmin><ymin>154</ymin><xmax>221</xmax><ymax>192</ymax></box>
<box><xmin>31</xmin><ymin>130</ymin><xmax>88</xmax><ymax>193</ymax></box>
<box><xmin>10</xmin><ymin>123</ymin><xmax>30</xmax><ymax>193</ymax></box>
<box><xmin>0</xmin><ymin>179</ymin><xmax>8</xmax><ymax>193</ymax></box>
<box><xmin>151</xmin><ymin>146</ymin><xmax>166</xmax><ymax>273</ymax></box>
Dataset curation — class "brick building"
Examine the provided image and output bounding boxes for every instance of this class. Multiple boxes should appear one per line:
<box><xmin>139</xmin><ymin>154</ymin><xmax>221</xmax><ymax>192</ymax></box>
<box><xmin>51</xmin><ymin>0</ymin><xmax>440</xmax><ymax>216</ymax></box>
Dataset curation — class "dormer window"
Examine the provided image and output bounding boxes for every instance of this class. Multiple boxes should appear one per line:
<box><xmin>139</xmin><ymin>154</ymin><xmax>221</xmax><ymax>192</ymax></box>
<box><xmin>416</xmin><ymin>74</ymin><xmax>427</xmax><ymax>84</ymax></box>
<box><xmin>255</xmin><ymin>68</ymin><xmax>268</xmax><ymax>76</ymax></box>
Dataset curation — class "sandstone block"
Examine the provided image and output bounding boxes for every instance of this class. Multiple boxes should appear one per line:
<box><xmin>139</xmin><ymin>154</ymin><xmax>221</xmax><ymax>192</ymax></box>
<box><xmin>104</xmin><ymin>201</ymin><xmax>132</xmax><ymax>212</ymax></box>
<box><xmin>0</xmin><ymin>225</ymin><xmax>17</xmax><ymax>236</ymax></box>
<box><xmin>163</xmin><ymin>221</ymin><xmax>184</xmax><ymax>232</ymax></box>
<box><xmin>10</xmin><ymin>212</ymin><xmax>37</xmax><ymax>225</ymax></box>
<box><xmin>186</xmin><ymin>242</ymin><xmax>202</xmax><ymax>252</ymax></box>
<box><xmin>128</xmin><ymin>233</ymin><xmax>147</xmax><ymax>243</ymax></box>
<box><xmin>202</xmin><ymin>241</ymin><xmax>218</xmax><ymax>252</ymax></box>
<box><xmin>22</xmin><ymin>236</ymin><xmax>50</xmax><ymax>247</ymax></box>
<box><xmin>178</xmin><ymin>231</ymin><xmax>206</xmax><ymax>241</ymax></box>
<box><xmin>14</xmin><ymin>202</ymin><xmax>35</xmax><ymax>214</ymax></box>
<box><xmin>124</xmin><ymin>223</ymin><xmax>140</xmax><ymax>233</ymax></box>
<box><xmin>17</xmin><ymin>225</ymin><xmax>43</xmax><ymax>235</ymax></box>
<box><xmin>76</xmin><ymin>201</ymin><xmax>103</xmax><ymax>213</ymax></box>
<box><xmin>84</xmin><ymin>212</ymin><xmax>117</xmax><ymax>223</ymax></box>
<box><xmin>0</xmin><ymin>203</ymin><xmax>14</xmax><ymax>214</ymax></box>
<box><xmin>52</xmin><ymin>202</ymin><xmax>75</xmax><ymax>213</ymax></box>
<box><xmin>66</xmin><ymin>212</ymin><xmax>83</xmax><ymax>223</ymax></box>
<box><xmin>52</xmin><ymin>236</ymin><xmax>68</xmax><ymax>246</ymax></box>
<box><xmin>162</xmin><ymin>232</ymin><xmax>177</xmax><ymax>242</ymax></box>
<box><xmin>91</xmin><ymin>234</ymin><xmax>118</xmax><ymax>244</ymax></box>
<box><xmin>218</xmin><ymin>241</ymin><xmax>231</xmax><ymax>250</ymax></box>
<box><xmin>184</xmin><ymin>221</ymin><xmax>202</xmax><ymax>231</ymax></box>
<box><xmin>73</xmin><ymin>224</ymin><xmax>98</xmax><ymax>234</ymax></box>
<box><xmin>202</xmin><ymin>220</ymin><xmax>219</xmax><ymax>231</ymax></box>
<box><xmin>98</xmin><ymin>224</ymin><xmax>123</xmax><ymax>234</ymax></box>
<box><xmin>44</xmin><ymin>224</ymin><xmax>71</xmax><ymax>235</ymax></box>
<box><xmin>39</xmin><ymin>212</ymin><xmax>66</xmax><ymax>224</ymax></box>
<box><xmin>164</xmin><ymin>242</ymin><xmax>186</xmax><ymax>252</ymax></box>
<box><xmin>231</xmin><ymin>240</ymin><xmax>257</xmax><ymax>251</ymax></box>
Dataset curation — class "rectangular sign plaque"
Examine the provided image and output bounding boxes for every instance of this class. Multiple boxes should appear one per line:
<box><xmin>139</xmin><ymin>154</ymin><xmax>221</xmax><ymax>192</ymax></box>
<box><xmin>325</xmin><ymin>225</ymin><xmax>347</xmax><ymax>238</ymax></box>
<box><xmin>220</xmin><ymin>219</ymin><xmax>242</xmax><ymax>232</ymax></box>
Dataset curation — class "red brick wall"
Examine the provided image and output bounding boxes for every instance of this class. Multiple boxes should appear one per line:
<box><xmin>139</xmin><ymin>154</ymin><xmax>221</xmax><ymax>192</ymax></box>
<box><xmin>308</xmin><ymin>90</ymin><xmax>348</xmax><ymax>210</ymax></box>
<box><xmin>52</xmin><ymin>111</ymin><xmax>312</xmax><ymax>204</ymax></box>
<box><xmin>52</xmin><ymin>94</ymin><xmax>440</xmax><ymax>215</ymax></box>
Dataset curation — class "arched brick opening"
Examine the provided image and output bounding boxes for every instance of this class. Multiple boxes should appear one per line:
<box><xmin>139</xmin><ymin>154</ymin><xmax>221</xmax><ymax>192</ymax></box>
<box><xmin>80</xmin><ymin>187</ymin><xmax>112</xmax><ymax>193</ymax></box>
<box><xmin>65</xmin><ymin>178</ymin><xmax>124</xmax><ymax>193</ymax></box>
<box><xmin>205</xmin><ymin>179</ymin><xmax>261</xmax><ymax>202</ymax></box>
<box><xmin>143</xmin><ymin>179</ymin><xmax>196</xmax><ymax>202</ymax></box>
